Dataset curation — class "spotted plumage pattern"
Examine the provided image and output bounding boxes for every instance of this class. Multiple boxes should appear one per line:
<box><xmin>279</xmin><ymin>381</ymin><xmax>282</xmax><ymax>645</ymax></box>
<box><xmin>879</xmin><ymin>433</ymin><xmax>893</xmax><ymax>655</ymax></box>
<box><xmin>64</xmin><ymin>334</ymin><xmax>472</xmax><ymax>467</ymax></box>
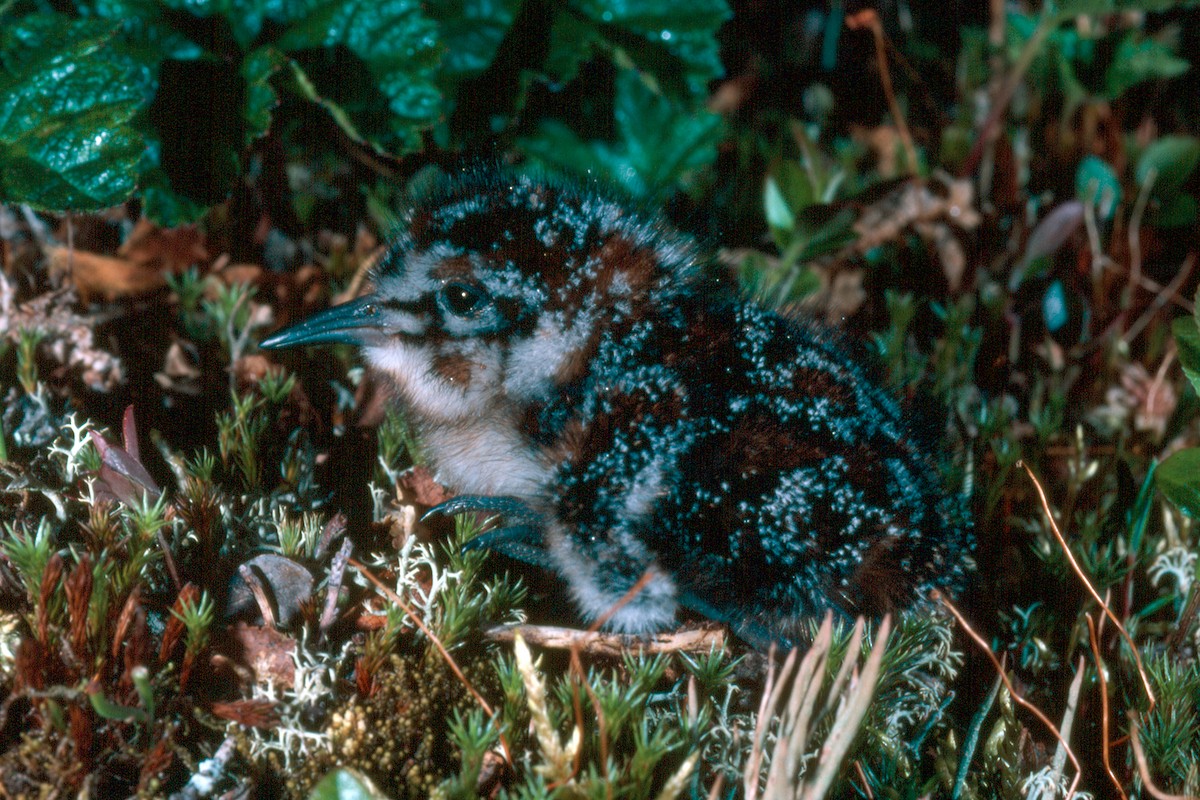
<box><xmin>263</xmin><ymin>165</ymin><xmax>974</xmax><ymax>644</ymax></box>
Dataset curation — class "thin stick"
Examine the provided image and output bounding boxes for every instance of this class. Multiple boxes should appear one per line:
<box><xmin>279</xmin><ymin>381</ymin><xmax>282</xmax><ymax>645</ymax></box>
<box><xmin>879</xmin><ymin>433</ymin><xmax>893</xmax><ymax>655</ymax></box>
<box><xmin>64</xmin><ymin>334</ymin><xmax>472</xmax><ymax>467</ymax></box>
<box><xmin>1123</xmin><ymin>254</ymin><xmax>1196</xmax><ymax>345</ymax></box>
<box><xmin>961</xmin><ymin>11</ymin><xmax>1058</xmax><ymax>177</ymax></box>
<box><xmin>934</xmin><ymin>590</ymin><xmax>1083</xmax><ymax>799</ymax></box>
<box><xmin>482</xmin><ymin>624</ymin><xmax>724</xmax><ymax>656</ymax></box>
<box><xmin>1019</xmin><ymin>462</ymin><xmax>1156</xmax><ymax>709</ymax></box>
<box><xmin>848</xmin><ymin>11</ymin><xmax>918</xmax><ymax>174</ymax></box>
<box><xmin>1128</xmin><ymin>168</ymin><xmax>1157</xmax><ymax>305</ymax></box>
<box><xmin>1086</xmin><ymin>613</ymin><xmax>1127</xmax><ymax>800</ymax></box>
<box><xmin>854</xmin><ymin>761</ymin><xmax>875</xmax><ymax>800</ymax></box>
<box><xmin>1049</xmin><ymin>655</ymin><xmax>1086</xmax><ymax>790</ymax></box>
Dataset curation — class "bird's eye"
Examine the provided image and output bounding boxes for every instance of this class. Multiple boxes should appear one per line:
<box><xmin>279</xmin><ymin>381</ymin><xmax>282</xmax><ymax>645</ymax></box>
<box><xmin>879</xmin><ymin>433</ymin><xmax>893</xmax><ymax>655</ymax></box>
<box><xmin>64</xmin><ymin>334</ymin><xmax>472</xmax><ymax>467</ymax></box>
<box><xmin>441</xmin><ymin>281</ymin><xmax>490</xmax><ymax>318</ymax></box>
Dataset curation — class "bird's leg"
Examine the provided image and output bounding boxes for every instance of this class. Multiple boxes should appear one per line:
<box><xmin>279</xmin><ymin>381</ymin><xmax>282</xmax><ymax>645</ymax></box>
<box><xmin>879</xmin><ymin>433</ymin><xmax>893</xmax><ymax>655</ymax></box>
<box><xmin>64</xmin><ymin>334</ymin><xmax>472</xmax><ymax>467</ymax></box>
<box><xmin>422</xmin><ymin>495</ymin><xmax>552</xmax><ymax>568</ymax></box>
<box><xmin>678</xmin><ymin>591</ymin><xmax>792</xmax><ymax>651</ymax></box>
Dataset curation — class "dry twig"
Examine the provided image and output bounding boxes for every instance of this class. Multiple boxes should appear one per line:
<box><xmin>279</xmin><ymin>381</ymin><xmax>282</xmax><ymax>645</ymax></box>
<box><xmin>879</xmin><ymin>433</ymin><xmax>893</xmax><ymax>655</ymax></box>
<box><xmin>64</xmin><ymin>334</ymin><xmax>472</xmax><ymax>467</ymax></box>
<box><xmin>1020</xmin><ymin>462</ymin><xmax>1156</xmax><ymax>709</ymax></box>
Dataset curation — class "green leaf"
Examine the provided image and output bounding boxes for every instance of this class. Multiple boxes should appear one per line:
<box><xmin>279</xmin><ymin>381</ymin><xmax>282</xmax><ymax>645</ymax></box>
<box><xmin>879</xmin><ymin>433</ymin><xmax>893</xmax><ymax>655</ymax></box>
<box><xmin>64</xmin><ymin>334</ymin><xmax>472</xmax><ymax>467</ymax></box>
<box><xmin>1137</xmin><ymin>136</ymin><xmax>1200</xmax><ymax>197</ymax></box>
<box><xmin>1058</xmin><ymin>0</ymin><xmax>1200</xmax><ymax>14</ymax></box>
<box><xmin>88</xmin><ymin>687</ymin><xmax>148</xmax><ymax>722</ymax></box>
<box><xmin>540</xmin><ymin>0</ymin><xmax>730</xmax><ymax>101</ymax></box>
<box><xmin>543</xmin><ymin>11</ymin><xmax>607</xmax><ymax>87</ymax></box>
<box><xmin>1075</xmin><ymin>155</ymin><xmax>1120</xmax><ymax>221</ymax></box>
<box><xmin>0</xmin><ymin>17</ymin><xmax>153</xmax><ymax>211</ymax></box>
<box><xmin>1157</xmin><ymin>446</ymin><xmax>1200</xmax><ymax>519</ymax></box>
<box><xmin>1172</xmin><ymin>317</ymin><xmax>1200</xmax><ymax>397</ymax></box>
<box><xmin>425</xmin><ymin>0</ymin><xmax>521</xmax><ymax>87</ymax></box>
<box><xmin>156</xmin><ymin>0</ymin><xmax>265</xmax><ymax>49</ymax></box>
<box><xmin>518</xmin><ymin>67</ymin><xmax>723</xmax><ymax>200</ymax></box>
<box><xmin>140</xmin><ymin>166</ymin><xmax>209</xmax><ymax>227</ymax></box>
<box><xmin>763</xmin><ymin>177</ymin><xmax>794</xmax><ymax>248</ymax></box>
<box><xmin>1128</xmin><ymin>460</ymin><xmax>1158</xmax><ymax>558</ymax></box>
<box><xmin>242</xmin><ymin>46</ymin><xmax>284</xmax><ymax>143</ymax></box>
<box><xmin>791</xmin><ymin>208</ymin><xmax>857</xmax><ymax>262</ymax></box>
<box><xmin>286</xmin><ymin>60</ymin><xmax>375</xmax><ymax>149</ymax></box>
<box><xmin>277</xmin><ymin>0</ymin><xmax>443</xmax><ymax>151</ymax></box>
<box><xmin>1104</xmin><ymin>31</ymin><xmax>1190</xmax><ymax>99</ymax></box>
<box><xmin>1156</xmin><ymin>193</ymin><xmax>1198</xmax><ymax>229</ymax></box>
<box><xmin>568</xmin><ymin>0</ymin><xmax>731</xmax><ymax>97</ymax></box>
<box><xmin>77</xmin><ymin>1</ymin><xmax>206</xmax><ymax>91</ymax></box>
<box><xmin>308</xmin><ymin>769</ymin><xmax>390</xmax><ymax>800</ymax></box>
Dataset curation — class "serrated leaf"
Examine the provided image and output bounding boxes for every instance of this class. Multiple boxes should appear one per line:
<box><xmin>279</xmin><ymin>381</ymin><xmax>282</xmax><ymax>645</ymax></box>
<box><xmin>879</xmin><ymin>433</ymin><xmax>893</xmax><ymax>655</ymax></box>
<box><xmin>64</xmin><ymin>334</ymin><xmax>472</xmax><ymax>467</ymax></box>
<box><xmin>569</xmin><ymin>0</ymin><xmax>730</xmax><ymax>96</ymax></box>
<box><xmin>277</xmin><ymin>0</ymin><xmax>442</xmax><ymax>151</ymax></box>
<box><xmin>542</xmin><ymin>11</ymin><xmax>606</xmax><ymax>87</ymax></box>
<box><xmin>1137</xmin><ymin>136</ymin><xmax>1200</xmax><ymax>197</ymax></box>
<box><xmin>541</xmin><ymin>0</ymin><xmax>729</xmax><ymax>101</ymax></box>
<box><xmin>1172</xmin><ymin>317</ymin><xmax>1200</xmax><ymax>398</ymax></box>
<box><xmin>1075</xmin><ymin>156</ymin><xmax>1120</xmax><ymax>221</ymax></box>
<box><xmin>0</xmin><ymin>18</ymin><xmax>153</xmax><ymax>211</ymax></box>
<box><xmin>242</xmin><ymin>45</ymin><xmax>284</xmax><ymax>143</ymax></box>
<box><xmin>1157</xmin><ymin>446</ymin><xmax>1200</xmax><ymax>519</ymax></box>
<box><xmin>1104</xmin><ymin>32</ymin><xmax>1189</xmax><ymax>99</ymax></box>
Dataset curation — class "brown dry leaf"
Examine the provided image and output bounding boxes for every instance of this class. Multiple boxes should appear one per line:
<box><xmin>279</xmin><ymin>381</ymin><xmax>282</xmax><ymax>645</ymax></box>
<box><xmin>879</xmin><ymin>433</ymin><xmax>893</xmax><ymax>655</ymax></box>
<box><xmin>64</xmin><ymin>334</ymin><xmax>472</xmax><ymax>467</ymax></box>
<box><xmin>210</xmin><ymin>698</ymin><xmax>281</xmax><ymax>728</ymax></box>
<box><xmin>234</xmin><ymin>353</ymin><xmax>277</xmax><ymax>387</ymax></box>
<box><xmin>228</xmin><ymin>621</ymin><xmax>297</xmax><ymax>688</ymax></box>
<box><xmin>215</xmin><ymin>262</ymin><xmax>266</xmax><ymax>289</ymax></box>
<box><xmin>851</xmin><ymin>175</ymin><xmax>980</xmax><ymax>255</ymax></box>
<box><xmin>46</xmin><ymin>246</ymin><xmax>166</xmax><ymax>302</ymax></box>
<box><xmin>117</xmin><ymin>218</ymin><xmax>209</xmax><ymax>273</ymax></box>
<box><xmin>154</xmin><ymin>340</ymin><xmax>202</xmax><ymax>395</ymax></box>
<box><xmin>398</xmin><ymin>465</ymin><xmax>454</xmax><ymax>508</ymax></box>
<box><xmin>219</xmin><ymin>261</ymin><xmax>328</xmax><ymax>328</ymax></box>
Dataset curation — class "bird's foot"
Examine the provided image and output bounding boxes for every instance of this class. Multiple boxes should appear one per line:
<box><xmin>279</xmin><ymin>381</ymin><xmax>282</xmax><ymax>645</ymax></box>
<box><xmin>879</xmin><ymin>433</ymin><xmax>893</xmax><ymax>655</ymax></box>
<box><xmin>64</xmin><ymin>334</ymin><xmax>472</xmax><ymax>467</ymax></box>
<box><xmin>421</xmin><ymin>494</ymin><xmax>540</xmax><ymax>524</ymax></box>
<box><xmin>422</xmin><ymin>495</ymin><xmax>551</xmax><ymax>568</ymax></box>
<box><xmin>679</xmin><ymin>591</ymin><xmax>793</xmax><ymax>651</ymax></box>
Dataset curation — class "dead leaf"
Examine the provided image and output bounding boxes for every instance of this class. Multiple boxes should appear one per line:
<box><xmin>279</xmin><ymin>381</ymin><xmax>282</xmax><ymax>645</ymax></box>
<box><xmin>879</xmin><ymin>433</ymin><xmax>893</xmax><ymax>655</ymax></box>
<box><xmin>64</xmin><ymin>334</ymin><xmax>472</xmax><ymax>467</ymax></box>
<box><xmin>227</xmin><ymin>621</ymin><xmax>297</xmax><ymax>688</ymax></box>
<box><xmin>46</xmin><ymin>246</ymin><xmax>167</xmax><ymax>302</ymax></box>
<box><xmin>397</xmin><ymin>465</ymin><xmax>453</xmax><ymax>508</ymax></box>
<box><xmin>117</xmin><ymin>218</ymin><xmax>209</xmax><ymax>273</ymax></box>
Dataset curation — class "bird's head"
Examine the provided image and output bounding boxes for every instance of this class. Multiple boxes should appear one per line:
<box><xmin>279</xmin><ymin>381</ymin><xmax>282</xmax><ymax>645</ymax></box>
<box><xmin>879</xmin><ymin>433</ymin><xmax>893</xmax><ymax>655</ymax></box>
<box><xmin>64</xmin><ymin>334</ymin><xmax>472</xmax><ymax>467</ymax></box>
<box><xmin>262</xmin><ymin>167</ymin><xmax>701</xmax><ymax>424</ymax></box>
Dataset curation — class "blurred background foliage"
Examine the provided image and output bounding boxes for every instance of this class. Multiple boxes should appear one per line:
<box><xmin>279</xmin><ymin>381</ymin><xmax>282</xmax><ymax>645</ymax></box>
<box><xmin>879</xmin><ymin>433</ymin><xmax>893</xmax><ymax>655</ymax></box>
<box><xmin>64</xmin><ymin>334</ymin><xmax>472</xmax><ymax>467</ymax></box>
<box><xmin>3</xmin><ymin>0</ymin><xmax>1200</xmax><ymax>797</ymax></box>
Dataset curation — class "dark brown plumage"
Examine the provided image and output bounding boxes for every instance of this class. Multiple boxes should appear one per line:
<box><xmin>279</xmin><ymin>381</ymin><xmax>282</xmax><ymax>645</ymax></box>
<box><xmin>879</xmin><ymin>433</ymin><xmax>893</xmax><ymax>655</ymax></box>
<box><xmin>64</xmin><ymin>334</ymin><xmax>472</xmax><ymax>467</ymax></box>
<box><xmin>263</xmin><ymin>165</ymin><xmax>974</xmax><ymax>645</ymax></box>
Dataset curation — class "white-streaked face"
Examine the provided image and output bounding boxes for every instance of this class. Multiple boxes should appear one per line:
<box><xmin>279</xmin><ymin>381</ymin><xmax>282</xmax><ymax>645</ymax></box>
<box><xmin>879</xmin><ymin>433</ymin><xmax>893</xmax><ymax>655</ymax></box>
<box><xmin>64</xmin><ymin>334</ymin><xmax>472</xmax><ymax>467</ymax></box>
<box><xmin>359</xmin><ymin>174</ymin><xmax>698</xmax><ymax>426</ymax></box>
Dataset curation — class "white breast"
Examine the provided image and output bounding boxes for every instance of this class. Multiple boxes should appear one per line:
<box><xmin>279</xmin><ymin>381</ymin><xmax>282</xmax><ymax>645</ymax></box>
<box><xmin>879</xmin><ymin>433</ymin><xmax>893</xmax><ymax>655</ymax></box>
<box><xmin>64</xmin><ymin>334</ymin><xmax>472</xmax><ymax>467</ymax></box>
<box><xmin>422</xmin><ymin>418</ymin><xmax>551</xmax><ymax>498</ymax></box>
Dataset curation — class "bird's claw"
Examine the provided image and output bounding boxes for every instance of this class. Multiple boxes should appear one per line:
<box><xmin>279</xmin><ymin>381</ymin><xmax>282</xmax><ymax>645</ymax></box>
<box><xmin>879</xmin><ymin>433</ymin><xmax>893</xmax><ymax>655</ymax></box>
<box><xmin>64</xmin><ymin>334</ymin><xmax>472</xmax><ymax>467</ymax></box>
<box><xmin>422</xmin><ymin>495</ymin><xmax>551</xmax><ymax>568</ymax></box>
<box><xmin>421</xmin><ymin>494</ymin><xmax>540</xmax><ymax>524</ymax></box>
<box><xmin>462</xmin><ymin>524</ymin><xmax>553</xmax><ymax>568</ymax></box>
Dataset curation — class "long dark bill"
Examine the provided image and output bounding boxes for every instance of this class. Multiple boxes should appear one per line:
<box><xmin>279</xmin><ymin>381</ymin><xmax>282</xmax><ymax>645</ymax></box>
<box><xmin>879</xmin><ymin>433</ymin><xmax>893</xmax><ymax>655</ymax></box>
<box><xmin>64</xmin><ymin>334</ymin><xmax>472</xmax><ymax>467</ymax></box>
<box><xmin>260</xmin><ymin>296</ymin><xmax>382</xmax><ymax>349</ymax></box>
